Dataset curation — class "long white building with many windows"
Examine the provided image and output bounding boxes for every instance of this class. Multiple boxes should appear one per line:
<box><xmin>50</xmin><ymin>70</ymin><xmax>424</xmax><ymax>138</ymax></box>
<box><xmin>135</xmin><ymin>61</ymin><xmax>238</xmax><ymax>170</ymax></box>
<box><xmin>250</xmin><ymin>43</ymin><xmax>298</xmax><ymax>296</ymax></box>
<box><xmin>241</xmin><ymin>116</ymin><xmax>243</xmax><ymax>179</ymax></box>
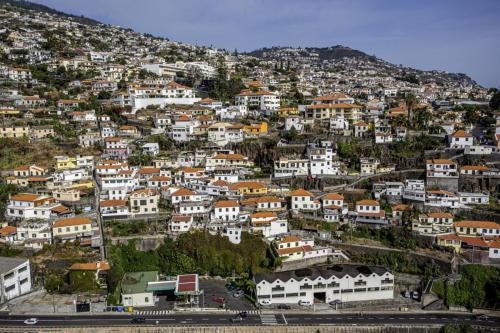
<box><xmin>254</xmin><ymin>265</ymin><xmax>394</xmax><ymax>305</ymax></box>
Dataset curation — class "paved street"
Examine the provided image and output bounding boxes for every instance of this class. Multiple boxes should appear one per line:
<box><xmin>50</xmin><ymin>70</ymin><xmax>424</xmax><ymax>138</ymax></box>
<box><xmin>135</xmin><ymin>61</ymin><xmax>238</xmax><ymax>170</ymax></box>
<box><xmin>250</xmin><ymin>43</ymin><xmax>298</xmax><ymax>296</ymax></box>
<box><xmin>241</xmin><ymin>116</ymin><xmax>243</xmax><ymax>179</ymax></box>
<box><xmin>0</xmin><ymin>312</ymin><xmax>499</xmax><ymax>328</ymax></box>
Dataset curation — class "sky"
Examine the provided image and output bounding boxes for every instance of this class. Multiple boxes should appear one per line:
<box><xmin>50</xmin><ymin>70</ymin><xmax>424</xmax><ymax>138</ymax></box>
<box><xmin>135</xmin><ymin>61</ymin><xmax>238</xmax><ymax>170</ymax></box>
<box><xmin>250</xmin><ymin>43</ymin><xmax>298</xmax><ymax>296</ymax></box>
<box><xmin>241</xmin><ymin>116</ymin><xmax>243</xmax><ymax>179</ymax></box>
<box><xmin>31</xmin><ymin>0</ymin><xmax>500</xmax><ymax>88</ymax></box>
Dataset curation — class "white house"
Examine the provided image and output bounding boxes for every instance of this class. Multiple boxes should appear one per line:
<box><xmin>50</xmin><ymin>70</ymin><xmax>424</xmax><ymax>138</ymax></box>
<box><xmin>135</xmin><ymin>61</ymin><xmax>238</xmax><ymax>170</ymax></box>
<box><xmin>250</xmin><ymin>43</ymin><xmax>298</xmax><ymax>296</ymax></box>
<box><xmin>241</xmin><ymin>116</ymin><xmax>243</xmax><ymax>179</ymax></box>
<box><xmin>290</xmin><ymin>189</ymin><xmax>320</xmax><ymax>212</ymax></box>
<box><xmin>448</xmin><ymin>130</ymin><xmax>473</xmax><ymax>149</ymax></box>
<box><xmin>0</xmin><ymin>257</ymin><xmax>32</xmax><ymax>302</ymax></box>
<box><xmin>254</xmin><ymin>265</ymin><xmax>394</xmax><ymax>305</ymax></box>
<box><xmin>355</xmin><ymin>199</ymin><xmax>386</xmax><ymax>224</ymax></box>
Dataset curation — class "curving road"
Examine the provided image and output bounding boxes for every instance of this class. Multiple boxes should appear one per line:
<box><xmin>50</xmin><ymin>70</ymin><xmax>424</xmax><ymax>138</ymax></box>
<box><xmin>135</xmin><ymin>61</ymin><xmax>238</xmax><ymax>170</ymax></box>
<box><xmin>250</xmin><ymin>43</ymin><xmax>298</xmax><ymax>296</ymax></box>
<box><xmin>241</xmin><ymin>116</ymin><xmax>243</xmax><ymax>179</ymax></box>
<box><xmin>0</xmin><ymin>312</ymin><xmax>499</xmax><ymax>328</ymax></box>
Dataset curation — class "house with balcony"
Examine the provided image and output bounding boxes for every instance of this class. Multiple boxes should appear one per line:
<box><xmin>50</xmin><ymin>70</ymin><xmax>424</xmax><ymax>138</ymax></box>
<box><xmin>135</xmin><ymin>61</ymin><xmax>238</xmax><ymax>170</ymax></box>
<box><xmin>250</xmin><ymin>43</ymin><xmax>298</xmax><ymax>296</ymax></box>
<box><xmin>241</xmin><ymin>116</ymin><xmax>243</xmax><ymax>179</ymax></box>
<box><xmin>355</xmin><ymin>199</ymin><xmax>387</xmax><ymax>224</ymax></box>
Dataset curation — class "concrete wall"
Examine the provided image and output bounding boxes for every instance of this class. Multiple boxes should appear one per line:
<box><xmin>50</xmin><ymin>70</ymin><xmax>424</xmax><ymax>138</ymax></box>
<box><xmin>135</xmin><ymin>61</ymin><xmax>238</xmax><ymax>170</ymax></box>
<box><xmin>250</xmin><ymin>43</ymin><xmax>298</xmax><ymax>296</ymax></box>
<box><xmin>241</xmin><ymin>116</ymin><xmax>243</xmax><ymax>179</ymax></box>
<box><xmin>0</xmin><ymin>325</ymin><xmax>447</xmax><ymax>333</ymax></box>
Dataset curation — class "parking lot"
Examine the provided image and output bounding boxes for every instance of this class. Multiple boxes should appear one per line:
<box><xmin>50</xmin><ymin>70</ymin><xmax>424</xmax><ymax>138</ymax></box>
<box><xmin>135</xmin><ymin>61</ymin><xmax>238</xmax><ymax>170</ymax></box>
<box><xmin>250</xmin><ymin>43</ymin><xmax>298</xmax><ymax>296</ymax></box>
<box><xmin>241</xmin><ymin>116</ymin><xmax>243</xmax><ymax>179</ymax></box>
<box><xmin>199</xmin><ymin>278</ymin><xmax>253</xmax><ymax>311</ymax></box>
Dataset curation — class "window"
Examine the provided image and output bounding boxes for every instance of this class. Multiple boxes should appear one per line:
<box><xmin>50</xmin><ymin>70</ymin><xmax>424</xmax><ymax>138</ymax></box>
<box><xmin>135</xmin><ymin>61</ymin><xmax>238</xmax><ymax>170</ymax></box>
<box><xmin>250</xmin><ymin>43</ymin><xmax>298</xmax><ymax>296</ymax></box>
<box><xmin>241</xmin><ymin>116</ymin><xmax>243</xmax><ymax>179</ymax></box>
<box><xmin>145</xmin><ymin>297</ymin><xmax>149</xmax><ymax>303</ymax></box>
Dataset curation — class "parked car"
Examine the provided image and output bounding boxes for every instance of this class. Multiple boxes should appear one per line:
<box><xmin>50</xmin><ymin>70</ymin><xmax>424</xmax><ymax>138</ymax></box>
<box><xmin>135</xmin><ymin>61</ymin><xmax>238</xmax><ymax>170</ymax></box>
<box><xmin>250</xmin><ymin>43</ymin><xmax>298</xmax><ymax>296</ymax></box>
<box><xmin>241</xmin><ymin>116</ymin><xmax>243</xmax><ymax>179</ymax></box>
<box><xmin>474</xmin><ymin>314</ymin><xmax>489</xmax><ymax>321</ymax></box>
<box><xmin>277</xmin><ymin>304</ymin><xmax>291</xmax><ymax>310</ymax></box>
<box><xmin>411</xmin><ymin>291</ymin><xmax>420</xmax><ymax>301</ymax></box>
<box><xmin>24</xmin><ymin>318</ymin><xmax>38</xmax><ymax>325</ymax></box>
<box><xmin>230</xmin><ymin>316</ymin><xmax>243</xmax><ymax>323</ymax></box>
<box><xmin>403</xmin><ymin>290</ymin><xmax>411</xmax><ymax>298</ymax></box>
<box><xmin>298</xmin><ymin>300</ymin><xmax>312</xmax><ymax>307</ymax></box>
<box><xmin>212</xmin><ymin>296</ymin><xmax>225</xmax><ymax>304</ymax></box>
<box><xmin>238</xmin><ymin>311</ymin><xmax>248</xmax><ymax>318</ymax></box>
<box><xmin>233</xmin><ymin>290</ymin><xmax>244</xmax><ymax>298</ymax></box>
<box><xmin>226</xmin><ymin>283</ymin><xmax>236</xmax><ymax>291</ymax></box>
<box><xmin>329</xmin><ymin>299</ymin><xmax>342</xmax><ymax>306</ymax></box>
<box><xmin>259</xmin><ymin>299</ymin><xmax>272</xmax><ymax>306</ymax></box>
<box><xmin>130</xmin><ymin>317</ymin><xmax>146</xmax><ymax>324</ymax></box>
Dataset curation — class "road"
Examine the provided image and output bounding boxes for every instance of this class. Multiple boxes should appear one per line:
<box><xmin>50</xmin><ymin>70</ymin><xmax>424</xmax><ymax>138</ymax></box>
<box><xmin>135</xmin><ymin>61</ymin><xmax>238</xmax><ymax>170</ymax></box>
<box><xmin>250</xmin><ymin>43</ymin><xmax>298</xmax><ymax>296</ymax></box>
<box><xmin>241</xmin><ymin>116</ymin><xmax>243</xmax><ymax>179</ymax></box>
<box><xmin>1</xmin><ymin>312</ymin><xmax>499</xmax><ymax>328</ymax></box>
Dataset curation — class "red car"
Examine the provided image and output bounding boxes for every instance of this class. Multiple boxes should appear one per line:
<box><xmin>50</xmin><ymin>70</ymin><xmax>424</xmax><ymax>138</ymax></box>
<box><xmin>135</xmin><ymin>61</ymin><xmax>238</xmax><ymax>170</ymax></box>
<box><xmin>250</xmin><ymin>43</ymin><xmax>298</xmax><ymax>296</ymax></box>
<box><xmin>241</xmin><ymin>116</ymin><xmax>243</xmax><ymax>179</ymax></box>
<box><xmin>212</xmin><ymin>296</ymin><xmax>225</xmax><ymax>304</ymax></box>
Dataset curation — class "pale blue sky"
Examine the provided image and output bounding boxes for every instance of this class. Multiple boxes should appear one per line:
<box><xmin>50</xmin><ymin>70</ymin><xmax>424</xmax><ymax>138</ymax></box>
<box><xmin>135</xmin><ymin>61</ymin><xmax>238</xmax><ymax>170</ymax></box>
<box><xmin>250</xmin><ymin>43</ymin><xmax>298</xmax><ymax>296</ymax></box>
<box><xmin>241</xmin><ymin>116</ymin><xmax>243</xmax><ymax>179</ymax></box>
<box><xmin>32</xmin><ymin>0</ymin><xmax>500</xmax><ymax>87</ymax></box>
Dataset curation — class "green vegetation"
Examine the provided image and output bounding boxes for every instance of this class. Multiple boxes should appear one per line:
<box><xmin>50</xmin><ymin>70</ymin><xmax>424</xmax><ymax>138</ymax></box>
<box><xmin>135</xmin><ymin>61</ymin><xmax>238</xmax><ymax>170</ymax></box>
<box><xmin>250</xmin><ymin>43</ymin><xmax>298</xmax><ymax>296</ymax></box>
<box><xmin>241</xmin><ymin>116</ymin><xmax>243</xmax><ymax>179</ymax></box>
<box><xmin>0</xmin><ymin>183</ymin><xmax>18</xmax><ymax>215</ymax></box>
<box><xmin>432</xmin><ymin>265</ymin><xmax>500</xmax><ymax>310</ymax></box>
<box><xmin>350</xmin><ymin>225</ymin><xmax>416</xmax><ymax>249</ymax></box>
<box><xmin>69</xmin><ymin>270</ymin><xmax>100</xmax><ymax>292</ymax></box>
<box><xmin>106</xmin><ymin>220</ymin><xmax>148</xmax><ymax>237</ymax></box>
<box><xmin>106</xmin><ymin>232</ymin><xmax>278</xmax><ymax>303</ymax></box>
<box><xmin>0</xmin><ymin>245</ymin><xmax>23</xmax><ymax>257</ymax></box>
<box><xmin>350</xmin><ymin>251</ymin><xmax>442</xmax><ymax>277</ymax></box>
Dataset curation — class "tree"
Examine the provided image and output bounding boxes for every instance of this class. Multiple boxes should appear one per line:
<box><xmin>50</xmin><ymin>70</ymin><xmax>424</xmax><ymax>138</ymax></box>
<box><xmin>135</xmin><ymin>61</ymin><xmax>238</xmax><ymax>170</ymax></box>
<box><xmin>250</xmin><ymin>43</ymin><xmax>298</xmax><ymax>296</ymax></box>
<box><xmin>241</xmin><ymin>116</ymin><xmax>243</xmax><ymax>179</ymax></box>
<box><xmin>405</xmin><ymin>94</ymin><xmax>417</xmax><ymax>124</ymax></box>
<box><xmin>489</xmin><ymin>90</ymin><xmax>500</xmax><ymax>110</ymax></box>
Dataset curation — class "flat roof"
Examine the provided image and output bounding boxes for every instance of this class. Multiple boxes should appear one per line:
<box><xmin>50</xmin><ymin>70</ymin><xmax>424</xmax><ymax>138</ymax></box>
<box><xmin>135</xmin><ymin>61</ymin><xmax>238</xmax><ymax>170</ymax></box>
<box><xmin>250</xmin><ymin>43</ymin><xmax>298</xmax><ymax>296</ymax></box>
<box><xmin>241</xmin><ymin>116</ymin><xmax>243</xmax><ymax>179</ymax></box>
<box><xmin>0</xmin><ymin>256</ymin><xmax>28</xmax><ymax>275</ymax></box>
<box><xmin>175</xmin><ymin>274</ymin><xmax>199</xmax><ymax>294</ymax></box>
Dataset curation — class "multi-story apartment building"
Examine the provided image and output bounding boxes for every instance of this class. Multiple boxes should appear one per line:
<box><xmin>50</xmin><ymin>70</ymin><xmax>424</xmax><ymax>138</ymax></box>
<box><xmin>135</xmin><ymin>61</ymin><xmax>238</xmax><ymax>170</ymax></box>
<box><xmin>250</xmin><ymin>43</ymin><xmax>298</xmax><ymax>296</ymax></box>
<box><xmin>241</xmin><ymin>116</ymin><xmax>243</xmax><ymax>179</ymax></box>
<box><xmin>426</xmin><ymin>159</ymin><xmax>458</xmax><ymax>178</ymax></box>
<box><xmin>0</xmin><ymin>257</ymin><xmax>32</xmax><ymax>302</ymax></box>
<box><xmin>254</xmin><ymin>265</ymin><xmax>394</xmax><ymax>305</ymax></box>
<box><xmin>235</xmin><ymin>90</ymin><xmax>279</xmax><ymax>112</ymax></box>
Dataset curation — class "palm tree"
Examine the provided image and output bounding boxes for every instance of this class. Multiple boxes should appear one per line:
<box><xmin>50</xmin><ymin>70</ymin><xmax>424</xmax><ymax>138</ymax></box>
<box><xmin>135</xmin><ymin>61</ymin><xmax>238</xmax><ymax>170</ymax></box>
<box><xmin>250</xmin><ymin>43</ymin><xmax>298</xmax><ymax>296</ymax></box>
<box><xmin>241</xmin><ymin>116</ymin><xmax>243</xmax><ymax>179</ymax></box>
<box><xmin>405</xmin><ymin>94</ymin><xmax>417</xmax><ymax>125</ymax></box>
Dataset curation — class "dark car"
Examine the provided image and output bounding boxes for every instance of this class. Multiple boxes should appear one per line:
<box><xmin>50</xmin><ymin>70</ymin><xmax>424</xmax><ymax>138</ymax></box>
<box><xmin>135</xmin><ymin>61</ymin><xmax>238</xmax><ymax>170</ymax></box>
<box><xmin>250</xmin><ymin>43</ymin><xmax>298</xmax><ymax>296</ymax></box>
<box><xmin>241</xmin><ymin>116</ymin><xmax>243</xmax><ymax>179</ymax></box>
<box><xmin>130</xmin><ymin>317</ymin><xmax>146</xmax><ymax>324</ymax></box>
<box><xmin>474</xmin><ymin>314</ymin><xmax>489</xmax><ymax>321</ymax></box>
<box><xmin>277</xmin><ymin>304</ymin><xmax>291</xmax><ymax>310</ymax></box>
<box><xmin>238</xmin><ymin>311</ymin><xmax>248</xmax><ymax>318</ymax></box>
<box><xmin>230</xmin><ymin>316</ymin><xmax>243</xmax><ymax>323</ymax></box>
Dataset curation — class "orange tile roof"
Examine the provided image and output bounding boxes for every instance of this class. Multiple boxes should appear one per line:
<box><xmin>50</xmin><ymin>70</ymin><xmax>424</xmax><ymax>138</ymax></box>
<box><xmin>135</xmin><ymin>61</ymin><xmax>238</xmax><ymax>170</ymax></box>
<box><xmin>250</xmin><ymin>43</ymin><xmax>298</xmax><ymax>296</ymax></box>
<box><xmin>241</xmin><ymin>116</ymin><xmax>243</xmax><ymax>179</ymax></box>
<box><xmin>229</xmin><ymin>181</ymin><xmax>266</xmax><ymax>190</ymax></box>
<box><xmin>461</xmin><ymin>165</ymin><xmax>489</xmax><ymax>171</ymax></box>
<box><xmin>10</xmin><ymin>193</ymin><xmax>40</xmax><ymax>202</ymax></box>
<box><xmin>0</xmin><ymin>225</ymin><xmax>17</xmax><ymax>236</ymax></box>
<box><xmin>100</xmin><ymin>199</ymin><xmax>128</xmax><ymax>207</ymax></box>
<box><xmin>53</xmin><ymin>217</ymin><xmax>91</xmax><ymax>228</ymax></box>
<box><xmin>426</xmin><ymin>159</ymin><xmax>456</xmax><ymax>164</ymax></box>
<box><xmin>214</xmin><ymin>200</ymin><xmax>239</xmax><ymax>208</ymax></box>
<box><xmin>357</xmin><ymin>199</ymin><xmax>379</xmax><ymax>206</ymax></box>
<box><xmin>250</xmin><ymin>212</ymin><xmax>277</xmax><ymax>219</ymax></box>
<box><xmin>290</xmin><ymin>189</ymin><xmax>313</xmax><ymax>197</ymax></box>
<box><xmin>451</xmin><ymin>130</ymin><xmax>472</xmax><ymax>138</ymax></box>
<box><xmin>172</xmin><ymin>188</ymin><xmax>196</xmax><ymax>196</ymax></box>
<box><xmin>69</xmin><ymin>261</ymin><xmax>110</xmax><ymax>271</ymax></box>
<box><xmin>428</xmin><ymin>212</ymin><xmax>454</xmax><ymax>219</ymax></box>
<box><xmin>323</xmin><ymin>193</ymin><xmax>344</xmax><ymax>200</ymax></box>
<box><xmin>454</xmin><ymin>221</ymin><xmax>499</xmax><ymax>229</ymax></box>
<box><xmin>277</xmin><ymin>236</ymin><xmax>301</xmax><ymax>244</ymax></box>
<box><xmin>137</xmin><ymin>167</ymin><xmax>160</xmax><ymax>174</ymax></box>
<box><xmin>392</xmin><ymin>204</ymin><xmax>410</xmax><ymax>211</ymax></box>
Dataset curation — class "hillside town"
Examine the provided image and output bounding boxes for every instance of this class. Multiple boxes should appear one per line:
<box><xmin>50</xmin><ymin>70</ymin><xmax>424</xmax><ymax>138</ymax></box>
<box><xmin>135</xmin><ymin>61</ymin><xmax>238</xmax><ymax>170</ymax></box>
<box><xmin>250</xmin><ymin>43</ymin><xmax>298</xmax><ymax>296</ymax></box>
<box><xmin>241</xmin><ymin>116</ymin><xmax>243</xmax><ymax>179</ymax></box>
<box><xmin>0</xmin><ymin>1</ymin><xmax>499</xmax><ymax>329</ymax></box>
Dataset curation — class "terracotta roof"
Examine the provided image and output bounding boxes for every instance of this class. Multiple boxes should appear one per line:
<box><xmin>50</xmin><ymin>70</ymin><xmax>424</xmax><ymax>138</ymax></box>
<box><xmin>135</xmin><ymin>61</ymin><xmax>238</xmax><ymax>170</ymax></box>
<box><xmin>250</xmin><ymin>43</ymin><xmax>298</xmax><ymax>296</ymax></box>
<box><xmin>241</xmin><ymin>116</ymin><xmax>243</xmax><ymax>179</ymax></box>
<box><xmin>172</xmin><ymin>188</ymin><xmax>196</xmax><ymax>196</ymax></box>
<box><xmin>322</xmin><ymin>193</ymin><xmax>344</xmax><ymax>200</ymax></box>
<box><xmin>250</xmin><ymin>212</ymin><xmax>277</xmax><ymax>219</ymax></box>
<box><xmin>100</xmin><ymin>199</ymin><xmax>128</xmax><ymax>207</ymax></box>
<box><xmin>255</xmin><ymin>196</ymin><xmax>284</xmax><ymax>203</ymax></box>
<box><xmin>428</xmin><ymin>212</ymin><xmax>454</xmax><ymax>219</ymax></box>
<box><xmin>426</xmin><ymin>159</ymin><xmax>456</xmax><ymax>165</ymax></box>
<box><xmin>182</xmin><ymin>167</ymin><xmax>204</xmax><ymax>173</ymax></box>
<box><xmin>461</xmin><ymin>165</ymin><xmax>489</xmax><ymax>171</ymax></box>
<box><xmin>214</xmin><ymin>200</ymin><xmax>239</xmax><ymax>208</ymax></box>
<box><xmin>149</xmin><ymin>176</ymin><xmax>171</xmax><ymax>181</ymax></box>
<box><xmin>69</xmin><ymin>261</ymin><xmax>110</xmax><ymax>271</ymax></box>
<box><xmin>10</xmin><ymin>193</ymin><xmax>40</xmax><ymax>202</ymax></box>
<box><xmin>357</xmin><ymin>199</ymin><xmax>379</xmax><ymax>206</ymax></box>
<box><xmin>392</xmin><ymin>204</ymin><xmax>410</xmax><ymax>211</ymax></box>
<box><xmin>277</xmin><ymin>246</ymin><xmax>304</xmax><ymax>255</ymax></box>
<box><xmin>212</xmin><ymin>179</ymin><xmax>229</xmax><ymax>187</ymax></box>
<box><xmin>0</xmin><ymin>226</ymin><xmax>17</xmax><ymax>236</ymax></box>
<box><xmin>53</xmin><ymin>217</ymin><xmax>91</xmax><ymax>228</ymax></box>
<box><xmin>137</xmin><ymin>167</ymin><xmax>160</xmax><ymax>174</ymax></box>
<box><xmin>454</xmin><ymin>221</ymin><xmax>499</xmax><ymax>229</ymax></box>
<box><xmin>290</xmin><ymin>189</ymin><xmax>313</xmax><ymax>197</ymax></box>
<box><xmin>277</xmin><ymin>236</ymin><xmax>301</xmax><ymax>244</ymax></box>
<box><xmin>451</xmin><ymin>130</ymin><xmax>472</xmax><ymax>138</ymax></box>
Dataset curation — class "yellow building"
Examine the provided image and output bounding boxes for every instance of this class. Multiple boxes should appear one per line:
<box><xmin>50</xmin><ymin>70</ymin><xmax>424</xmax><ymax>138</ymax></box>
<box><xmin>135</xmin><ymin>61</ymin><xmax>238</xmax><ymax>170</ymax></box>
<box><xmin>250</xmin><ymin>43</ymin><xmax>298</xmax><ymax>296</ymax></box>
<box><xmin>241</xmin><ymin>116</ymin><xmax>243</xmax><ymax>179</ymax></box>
<box><xmin>0</xmin><ymin>125</ymin><xmax>30</xmax><ymax>138</ymax></box>
<box><xmin>55</xmin><ymin>156</ymin><xmax>77</xmax><ymax>170</ymax></box>
<box><xmin>229</xmin><ymin>181</ymin><xmax>268</xmax><ymax>195</ymax></box>
<box><xmin>277</xmin><ymin>107</ymin><xmax>299</xmax><ymax>118</ymax></box>
<box><xmin>52</xmin><ymin>217</ymin><xmax>93</xmax><ymax>241</ymax></box>
<box><xmin>243</xmin><ymin>122</ymin><xmax>268</xmax><ymax>135</ymax></box>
